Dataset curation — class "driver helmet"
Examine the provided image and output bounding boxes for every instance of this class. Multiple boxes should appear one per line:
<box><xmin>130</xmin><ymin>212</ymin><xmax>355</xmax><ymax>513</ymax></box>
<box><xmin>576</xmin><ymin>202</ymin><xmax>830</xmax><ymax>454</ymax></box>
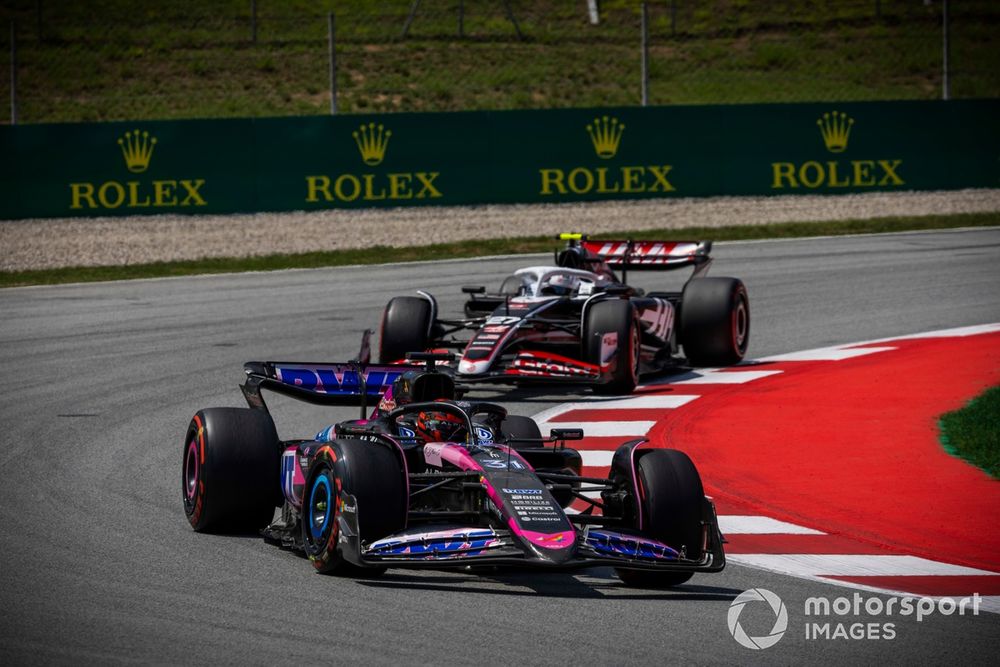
<box><xmin>415</xmin><ymin>407</ymin><xmax>467</xmax><ymax>443</ymax></box>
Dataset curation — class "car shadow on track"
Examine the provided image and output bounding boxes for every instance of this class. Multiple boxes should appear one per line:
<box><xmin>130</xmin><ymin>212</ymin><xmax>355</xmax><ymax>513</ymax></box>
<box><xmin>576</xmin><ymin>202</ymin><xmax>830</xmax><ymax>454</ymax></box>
<box><xmin>357</xmin><ymin>567</ymin><xmax>741</xmax><ymax>601</ymax></box>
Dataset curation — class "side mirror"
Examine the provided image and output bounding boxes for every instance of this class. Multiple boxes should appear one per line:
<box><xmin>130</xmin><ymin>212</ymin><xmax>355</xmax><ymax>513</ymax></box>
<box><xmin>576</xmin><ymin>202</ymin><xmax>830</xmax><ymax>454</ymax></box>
<box><xmin>550</xmin><ymin>428</ymin><xmax>584</xmax><ymax>441</ymax></box>
<box><xmin>462</xmin><ymin>285</ymin><xmax>486</xmax><ymax>294</ymax></box>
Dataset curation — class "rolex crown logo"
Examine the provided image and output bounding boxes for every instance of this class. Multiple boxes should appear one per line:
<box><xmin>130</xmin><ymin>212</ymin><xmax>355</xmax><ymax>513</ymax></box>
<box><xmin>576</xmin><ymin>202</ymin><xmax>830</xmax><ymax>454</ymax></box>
<box><xmin>817</xmin><ymin>111</ymin><xmax>854</xmax><ymax>153</ymax></box>
<box><xmin>586</xmin><ymin>115</ymin><xmax>625</xmax><ymax>159</ymax></box>
<box><xmin>353</xmin><ymin>122</ymin><xmax>392</xmax><ymax>166</ymax></box>
<box><xmin>117</xmin><ymin>129</ymin><xmax>157</xmax><ymax>173</ymax></box>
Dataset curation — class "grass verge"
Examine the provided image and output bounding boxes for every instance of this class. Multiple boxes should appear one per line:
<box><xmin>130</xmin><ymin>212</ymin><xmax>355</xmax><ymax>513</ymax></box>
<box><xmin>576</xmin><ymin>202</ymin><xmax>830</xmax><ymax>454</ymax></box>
<box><xmin>939</xmin><ymin>386</ymin><xmax>1000</xmax><ymax>480</ymax></box>
<box><xmin>1</xmin><ymin>1</ymin><xmax>997</xmax><ymax>122</ymax></box>
<box><xmin>2</xmin><ymin>211</ymin><xmax>997</xmax><ymax>288</ymax></box>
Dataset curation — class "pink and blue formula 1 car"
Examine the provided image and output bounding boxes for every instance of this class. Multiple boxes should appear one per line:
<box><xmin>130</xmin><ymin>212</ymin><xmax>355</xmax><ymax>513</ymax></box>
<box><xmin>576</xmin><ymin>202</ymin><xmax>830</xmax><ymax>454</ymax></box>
<box><xmin>182</xmin><ymin>353</ymin><xmax>725</xmax><ymax>586</ymax></box>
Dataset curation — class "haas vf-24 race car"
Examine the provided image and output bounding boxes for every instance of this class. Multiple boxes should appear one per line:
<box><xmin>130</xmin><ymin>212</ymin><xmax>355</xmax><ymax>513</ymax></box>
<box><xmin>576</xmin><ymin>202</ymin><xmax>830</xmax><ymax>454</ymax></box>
<box><xmin>378</xmin><ymin>234</ymin><xmax>750</xmax><ymax>394</ymax></box>
<box><xmin>182</xmin><ymin>353</ymin><xmax>725</xmax><ymax>585</ymax></box>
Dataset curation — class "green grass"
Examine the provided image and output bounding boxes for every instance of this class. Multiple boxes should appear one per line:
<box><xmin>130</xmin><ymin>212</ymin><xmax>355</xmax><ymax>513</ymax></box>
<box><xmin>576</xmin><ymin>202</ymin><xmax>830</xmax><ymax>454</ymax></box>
<box><xmin>939</xmin><ymin>385</ymin><xmax>1000</xmax><ymax>479</ymax></box>
<box><xmin>2</xmin><ymin>211</ymin><xmax>995</xmax><ymax>288</ymax></box>
<box><xmin>0</xmin><ymin>1</ymin><xmax>997</xmax><ymax>123</ymax></box>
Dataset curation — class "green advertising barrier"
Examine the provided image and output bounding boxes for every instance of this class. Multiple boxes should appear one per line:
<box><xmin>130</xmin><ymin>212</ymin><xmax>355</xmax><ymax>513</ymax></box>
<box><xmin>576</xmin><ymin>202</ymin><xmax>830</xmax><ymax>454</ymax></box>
<box><xmin>0</xmin><ymin>100</ymin><xmax>997</xmax><ymax>220</ymax></box>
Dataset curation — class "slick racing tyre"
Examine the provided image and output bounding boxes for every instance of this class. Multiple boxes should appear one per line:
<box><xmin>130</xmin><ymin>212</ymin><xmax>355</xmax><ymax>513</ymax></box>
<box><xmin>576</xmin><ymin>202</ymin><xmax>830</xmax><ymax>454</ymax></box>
<box><xmin>378</xmin><ymin>296</ymin><xmax>431</xmax><ymax>363</ymax></box>
<box><xmin>678</xmin><ymin>277</ymin><xmax>750</xmax><ymax>366</ymax></box>
<box><xmin>585</xmin><ymin>299</ymin><xmax>640</xmax><ymax>395</ymax></box>
<box><xmin>616</xmin><ymin>449</ymin><xmax>705</xmax><ymax>588</ymax></box>
<box><xmin>182</xmin><ymin>408</ymin><xmax>280</xmax><ymax>533</ymax></box>
<box><xmin>302</xmin><ymin>439</ymin><xmax>407</xmax><ymax>575</ymax></box>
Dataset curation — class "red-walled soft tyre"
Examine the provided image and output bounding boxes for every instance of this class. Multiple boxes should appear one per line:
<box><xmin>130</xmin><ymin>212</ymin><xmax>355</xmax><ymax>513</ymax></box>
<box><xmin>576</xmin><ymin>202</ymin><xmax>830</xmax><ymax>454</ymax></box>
<box><xmin>679</xmin><ymin>277</ymin><xmax>750</xmax><ymax>366</ymax></box>
<box><xmin>585</xmin><ymin>299</ymin><xmax>640</xmax><ymax>395</ymax></box>
<box><xmin>182</xmin><ymin>408</ymin><xmax>280</xmax><ymax>533</ymax></box>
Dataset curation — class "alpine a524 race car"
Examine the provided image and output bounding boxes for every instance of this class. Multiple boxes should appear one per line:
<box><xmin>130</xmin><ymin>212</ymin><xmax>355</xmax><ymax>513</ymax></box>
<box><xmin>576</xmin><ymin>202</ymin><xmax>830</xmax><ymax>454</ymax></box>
<box><xmin>377</xmin><ymin>234</ymin><xmax>750</xmax><ymax>394</ymax></box>
<box><xmin>182</xmin><ymin>352</ymin><xmax>725</xmax><ymax>585</ymax></box>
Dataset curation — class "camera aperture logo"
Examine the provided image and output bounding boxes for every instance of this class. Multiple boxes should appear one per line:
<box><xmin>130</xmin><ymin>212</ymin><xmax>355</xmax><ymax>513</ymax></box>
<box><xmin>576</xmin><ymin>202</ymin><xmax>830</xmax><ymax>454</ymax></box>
<box><xmin>728</xmin><ymin>588</ymin><xmax>788</xmax><ymax>650</ymax></box>
<box><xmin>728</xmin><ymin>588</ymin><xmax>984</xmax><ymax>648</ymax></box>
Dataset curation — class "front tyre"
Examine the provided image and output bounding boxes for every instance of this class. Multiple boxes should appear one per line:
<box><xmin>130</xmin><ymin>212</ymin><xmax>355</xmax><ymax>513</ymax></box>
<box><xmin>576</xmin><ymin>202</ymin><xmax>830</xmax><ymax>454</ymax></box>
<box><xmin>302</xmin><ymin>460</ymin><xmax>342</xmax><ymax>574</ymax></box>
<box><xmin>585</xmin><ymin>299</ymin><xmax>640</xmax><ymax>395</ymax></box>
<box><xmin>679</xmin><ymin>277</ymin><xmax>750</xmax><ymax>366</ymax></box>
<box><xmin>182</xmin><ymin>408</ymin><xmax>280</xmax><ymax>533</ymax></box>
<box><xmin>302</xmin><ymin>440</ymin><xmax>407</xmax><ymax>575</ymax></box>
<box><xmin>378</xmin><ymin>296</ymin><xmax>431</xmax><ymax>363</ymax></box>
<box><xmin>615</xmin><ymin>449</ymin><xmax>705</xmax><ymax>588</ymax></box>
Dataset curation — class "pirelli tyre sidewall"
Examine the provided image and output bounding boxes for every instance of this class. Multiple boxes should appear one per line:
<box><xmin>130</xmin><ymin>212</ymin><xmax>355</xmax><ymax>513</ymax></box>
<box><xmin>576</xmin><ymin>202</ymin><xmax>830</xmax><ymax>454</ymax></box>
<box><xmin>182</xmin><ymin>407</ymin><xmax>280</xmax><ymax>533</ymax></box>
<box><xmin>302</xmin><ymin>439</ymin><xmax>407</xmax><ymax>575</ymax></box>
<box><xmin>302</xmin><ymin>450</ymin><xmax>343</xmax><ymax>573</ymax></box>
<box><xmin>378</xmin><ymin>296</ymin><xmax>431</xmax><ymax>363</ymax></box>
<box><xmin>585</xmin><ymin>299</ymin><xmax>640</xmax><ymax>395</ymax></box>
<box><xmin>615</xmin><ymin>449</ymin><xmax>705</xmax><ymax>588</ymax></box>
<box><xmin>679</xmin><ymin>277</ymin><xmax>750</xmax><ymax>367</ymax></box>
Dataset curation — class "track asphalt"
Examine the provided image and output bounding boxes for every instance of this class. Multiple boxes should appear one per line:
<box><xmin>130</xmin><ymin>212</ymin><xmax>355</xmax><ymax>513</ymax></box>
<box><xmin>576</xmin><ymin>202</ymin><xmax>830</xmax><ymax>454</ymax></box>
<box><xmin>1</xmin><ymin>227</ymin><xmax>998</xmax><ymax>664</ymax></box>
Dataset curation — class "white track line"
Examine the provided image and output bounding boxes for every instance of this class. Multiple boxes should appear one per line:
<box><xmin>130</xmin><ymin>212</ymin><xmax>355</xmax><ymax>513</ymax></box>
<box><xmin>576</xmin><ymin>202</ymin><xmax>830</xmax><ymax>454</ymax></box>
<box><xmin>761</xmin><ymin>322</ymin><xmax>1000</xmax><ymax>363</ymax></box>
<box><xmin>579</xmin><ymin>451</ymin><xmax>615</xmax><ymax>467</ymax></box>
<box><xmin>861</xmin><ymin>322</ymin><xmax>1000</xmax><ymax>342</ymax></box>
<box><xmin>529</xmin><ymin>395</ymin><xmax>698</xmax><ymax>424</ymax></box>
<box><xmin>549</xmin><ymin>395</ymin><xmax>701</xmax><ymax>410</ymax></box>
<box><xmin>760</xmin><ymin>346</ymin><xmax>897</xmax><ymax>362</ymax></box>
<box><xmin>648</xmin><ymin>369</ymin><xmax>784</xmax><ymax>385</ymax></box>
<box><xmin>537</xmin><ymin>420</ymin><xmax>655</xmax><ymax>438</ymax></box>
<box><xmin>728</xmin><ymin>554</ymin><xmax>998</xmax><ymax>578</ymax></box>
<box><xmin>718</xmin><ymin>515</ymin><xmax>825</xmax><ymax>535</ymax></box>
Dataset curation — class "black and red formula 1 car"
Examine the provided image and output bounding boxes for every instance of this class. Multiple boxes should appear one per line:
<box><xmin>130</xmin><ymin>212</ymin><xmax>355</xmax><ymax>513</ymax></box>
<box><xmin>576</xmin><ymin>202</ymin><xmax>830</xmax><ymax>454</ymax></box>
<box><xmin>182</xmin><ymin>352</ymin><xmax>725</xmax><ymax>584</ymax></box>
<box><xmin>377</xmin><ymin>234</ymin><xmax>750</xmax><ymax>394</ymax></box>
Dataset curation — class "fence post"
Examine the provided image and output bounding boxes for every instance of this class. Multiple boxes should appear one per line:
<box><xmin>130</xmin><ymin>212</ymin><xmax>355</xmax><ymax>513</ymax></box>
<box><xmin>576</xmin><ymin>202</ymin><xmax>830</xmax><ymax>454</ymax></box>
<box><xmin>10</xmin><ymin>21</ymin><xmax>17</xmax><ymax>125</ymax></box>
<box><xmin>671</xmin><ymin>0</ymin><xmax>677</xmax><ymax>37</ymax></box>
<box><xmin>942</xmin><ymin>0</ymin><xmax>950</xmax><ymax>100</ymax></box>
<box><xmin>640</xmin><ymin>2</ymin><xmax>649</xmax><ymax>106</ymax></box>
<box><xmin>328</xmin><ymin>12</ymin><xmax>337</xmax><ymax>114</ymax></box>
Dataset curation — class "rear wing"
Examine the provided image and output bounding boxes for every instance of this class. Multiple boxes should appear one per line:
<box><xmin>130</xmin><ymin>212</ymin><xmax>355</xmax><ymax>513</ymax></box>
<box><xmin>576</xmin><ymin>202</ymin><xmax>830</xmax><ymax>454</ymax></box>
<box><xmin>240</xmin><ymin>332</ymin><xmax>456</xmax><ymax>418</ymax></box>
<box><xmin>558</xmin><ymin>233</ymin><xmax>713</xmax><ymax>282</ymax></box>
<box><xmin>241</xmin><ymin>360</ymin><xmax>420</xmax><ymax>413</ymax></box>
<box><xmin>581</xmin><ymin>239</ymin><xmax>711</xmax><ymax>270</ymax></box>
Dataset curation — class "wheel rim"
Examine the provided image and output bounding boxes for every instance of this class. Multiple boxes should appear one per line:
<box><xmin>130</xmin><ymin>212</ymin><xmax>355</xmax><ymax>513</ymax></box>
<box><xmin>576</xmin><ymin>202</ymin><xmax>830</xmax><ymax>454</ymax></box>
<box><xmin>183</xmin><ymin>439</ymin><xmax>199</xmax><ymax>501</ymax></box>
<box><xmin>308</xmin><ymin>473</ymin><xmax>333</xmax><ymax>541</ymax></box>
<box><xmin>732</xmin><ymin>297</ymin><xmax>749</xmax><ymax>353</ymax></box>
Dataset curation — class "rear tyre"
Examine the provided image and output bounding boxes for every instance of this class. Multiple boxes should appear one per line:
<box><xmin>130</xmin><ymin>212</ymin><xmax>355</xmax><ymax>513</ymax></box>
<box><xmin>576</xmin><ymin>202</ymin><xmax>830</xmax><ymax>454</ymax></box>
<box><xmin>182</xmin><ymin>408</ymin><xmax>280</xmax><ymax>533</ymax></box>
<box><xmin>585</xmin><ymin>300</ymin><xmax>639</xmax><ymax>395</ymax></box>
<box><xmin>615</xmin><ymin>449</ymin><xmax>705</xmax><ymax>588</ymax></box>
<box><xmin>378</xmin><ymin>296</ymin><xmax>431</xmax><ymax>363</ymax></box>
<box><xmin>679</xmin><ymin>277</ymin><xmax>750</xmax><ymax>366</ymax></box>
<box><xmin>302</xmin><ymin>439</ymin><xmax>407</xmax><ymax>575</ymax></box>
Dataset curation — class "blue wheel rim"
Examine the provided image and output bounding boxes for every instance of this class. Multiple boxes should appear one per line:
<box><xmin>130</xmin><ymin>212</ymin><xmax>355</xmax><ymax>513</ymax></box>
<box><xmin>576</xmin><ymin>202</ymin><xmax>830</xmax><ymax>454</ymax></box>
<box><xmin>308</xmin><ymin>474</ymin><xmax>332</xmax><ymax>541</ymax></box>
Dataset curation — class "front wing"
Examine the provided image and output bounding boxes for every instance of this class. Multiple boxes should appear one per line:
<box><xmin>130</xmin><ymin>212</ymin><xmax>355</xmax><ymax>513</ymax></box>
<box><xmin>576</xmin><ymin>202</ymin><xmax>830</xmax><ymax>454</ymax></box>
<box><xmin>334</xmin><ymin>493</ymin><xmax>726</xmax><ymax>573</ymax></box>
